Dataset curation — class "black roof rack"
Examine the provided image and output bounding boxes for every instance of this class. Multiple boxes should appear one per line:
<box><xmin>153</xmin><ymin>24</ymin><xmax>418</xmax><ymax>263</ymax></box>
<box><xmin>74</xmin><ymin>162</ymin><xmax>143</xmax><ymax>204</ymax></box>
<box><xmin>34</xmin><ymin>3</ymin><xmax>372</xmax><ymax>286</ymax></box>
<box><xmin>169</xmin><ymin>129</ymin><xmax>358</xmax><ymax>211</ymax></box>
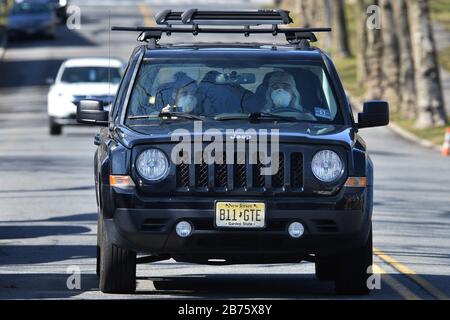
<box><xmin>113</xmin><ymin>9</ymin><xmax>331</xmax><ymax>48</ymax></box>
<box><xmin>155</xmin><ymin>9</ymin><xmax>292</xmax><ymax>26</ymax></box>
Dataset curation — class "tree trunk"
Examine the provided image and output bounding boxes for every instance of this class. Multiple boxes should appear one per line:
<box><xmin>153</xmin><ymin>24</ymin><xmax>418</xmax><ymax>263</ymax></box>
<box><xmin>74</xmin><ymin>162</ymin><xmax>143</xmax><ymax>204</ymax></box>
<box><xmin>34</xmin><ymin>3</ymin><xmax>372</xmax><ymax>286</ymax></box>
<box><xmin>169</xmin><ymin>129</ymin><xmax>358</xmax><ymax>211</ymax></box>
<box><xmin>364</xmin><ymin>0</ymin><xmax>383</xmax><ymax>100</ymax></box>
<box><xmin>394</xmin><ymin>0</ymin><xmax>417</xmax><ymax>119</ymax></box>
<box><xmin>408</xmin><ymin>0</ymin><xmax>448</xmax><ymax>128</ymax></box>
<box><xmin>323</xmin><ymin>0</ymin><xmax>333</xmax><ymax>50</ymax></box>
<box><xmin>356</xmin><ymin>0</ymin><xmax>368</xmax><ymax>87</ymax></box>
<box><xmin>380</xmin><ymin>0</ymin><xmax>400</xmax><ymax>109</ymax></box>
<box><xmin>331</xmin><ymin>0</ymin><xmax>351</xmax><ymax>58</ymax></box>
<box><xmin>297</xmin><ymin>0</ymin><xmax>311</xmax><ymax>27</ymax></box>
<box><xmin>273</xmin><ymin>0</ymin><xmax>283</xmax><ymax>8</ymax></box>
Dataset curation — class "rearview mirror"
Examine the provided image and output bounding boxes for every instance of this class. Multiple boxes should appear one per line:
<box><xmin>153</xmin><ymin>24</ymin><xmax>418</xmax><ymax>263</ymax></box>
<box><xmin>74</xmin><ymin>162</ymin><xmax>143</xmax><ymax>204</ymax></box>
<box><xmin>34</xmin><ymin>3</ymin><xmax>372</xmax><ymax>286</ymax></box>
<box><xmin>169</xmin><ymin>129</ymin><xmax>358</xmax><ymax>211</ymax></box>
<box><xmin>76</xmin><ymin>100</ymin><xmax>108</xmax><ymax>126</ymax></box>
<box><xmin>357</xmin><ymin>100</ymin><xmax>389</xmax><ymax>129</ymax></box>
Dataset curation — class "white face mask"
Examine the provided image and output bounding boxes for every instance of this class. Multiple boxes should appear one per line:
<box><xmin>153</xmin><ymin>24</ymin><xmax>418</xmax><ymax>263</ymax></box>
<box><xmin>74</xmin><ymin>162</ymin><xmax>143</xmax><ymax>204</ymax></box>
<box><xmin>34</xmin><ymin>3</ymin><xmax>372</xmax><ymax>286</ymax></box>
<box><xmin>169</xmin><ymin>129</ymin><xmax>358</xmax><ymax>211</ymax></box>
<box><xmin>177</xmin><ymin>95</ymin><xmax>197</xmax><ymax>112</ymax></box>
<box><xmin>271</xmin><ymin>89</ymin><xmax>292</xmax><ymax>108</ymax></box>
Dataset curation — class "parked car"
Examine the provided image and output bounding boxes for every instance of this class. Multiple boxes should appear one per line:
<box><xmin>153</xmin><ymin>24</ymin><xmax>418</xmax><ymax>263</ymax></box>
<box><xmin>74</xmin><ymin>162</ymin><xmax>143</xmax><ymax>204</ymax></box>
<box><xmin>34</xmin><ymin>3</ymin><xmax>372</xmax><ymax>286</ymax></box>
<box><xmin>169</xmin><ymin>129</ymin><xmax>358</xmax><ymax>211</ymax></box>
<box><xmin>77</xmin><ymin>10</ymin><xmax>389</xmax><ymax>295</ymax></box>
<box><xmin>37</xmin><ymin>0</ymin><xmax>69</xmax><ymax>23</ymax></box>
<box><xmin>48</xmin><ymin>57</ymin><xmax>124</xmax><ymax>135</ymax></box>
<box><xmin>7</xmin><ymin>0</ymin><xmax>56</xmax><ymax>39</ymax></box>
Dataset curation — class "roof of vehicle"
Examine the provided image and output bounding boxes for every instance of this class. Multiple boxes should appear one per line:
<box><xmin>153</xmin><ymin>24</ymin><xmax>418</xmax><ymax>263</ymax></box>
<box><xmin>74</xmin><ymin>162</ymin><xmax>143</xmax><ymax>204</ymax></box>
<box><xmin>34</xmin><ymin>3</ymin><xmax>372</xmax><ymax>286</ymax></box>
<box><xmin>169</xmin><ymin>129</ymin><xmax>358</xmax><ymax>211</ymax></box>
<box><xmin>62</xmin><ymin>58</ymin><xmax>124</xmax><ymax>68</ymax></box>
<box><xmin>142</xmin><ymin>43</ymin><xmax>326</xmax><ymax>60</ymax></box>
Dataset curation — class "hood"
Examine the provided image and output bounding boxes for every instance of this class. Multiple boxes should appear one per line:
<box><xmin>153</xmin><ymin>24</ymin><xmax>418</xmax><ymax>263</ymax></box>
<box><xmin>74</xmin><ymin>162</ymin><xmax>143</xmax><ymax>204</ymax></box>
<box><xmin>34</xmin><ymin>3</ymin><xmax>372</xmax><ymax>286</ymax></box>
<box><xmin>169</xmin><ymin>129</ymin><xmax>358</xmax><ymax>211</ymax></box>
<box><xmin>52</xmin><ymin>83</ymin><xmax>119</xmax><ymax>97</ymax></box>
<box><xmin>116</xmin><ymin>121</ymin><xmax>356</xmax><ymax>149</ymax></box>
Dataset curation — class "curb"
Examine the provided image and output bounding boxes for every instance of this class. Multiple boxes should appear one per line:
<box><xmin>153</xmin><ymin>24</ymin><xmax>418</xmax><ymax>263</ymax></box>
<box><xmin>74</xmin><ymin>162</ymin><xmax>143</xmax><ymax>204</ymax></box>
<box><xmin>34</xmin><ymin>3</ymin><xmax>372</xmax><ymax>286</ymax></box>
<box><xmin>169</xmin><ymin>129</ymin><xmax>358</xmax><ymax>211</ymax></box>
<box><xmin>348</xmin><ymin>94</ymin><xmax>443</xmax><ymax>154</ymax></box>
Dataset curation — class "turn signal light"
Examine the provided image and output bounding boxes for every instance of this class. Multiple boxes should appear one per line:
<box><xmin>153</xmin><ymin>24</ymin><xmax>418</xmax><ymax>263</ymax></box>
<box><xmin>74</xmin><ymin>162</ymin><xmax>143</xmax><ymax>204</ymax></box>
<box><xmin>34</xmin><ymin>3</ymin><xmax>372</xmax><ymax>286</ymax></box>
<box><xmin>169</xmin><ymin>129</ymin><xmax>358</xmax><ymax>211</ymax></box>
<box><xmin>344</xmin><ymin>177</ymin><xmax>367</xmax><ymax>188</ymax></box>
<box><xmin>109</xmin><ymin>175</ymin><xmax>136</xmax><ymax>189</ymax></box>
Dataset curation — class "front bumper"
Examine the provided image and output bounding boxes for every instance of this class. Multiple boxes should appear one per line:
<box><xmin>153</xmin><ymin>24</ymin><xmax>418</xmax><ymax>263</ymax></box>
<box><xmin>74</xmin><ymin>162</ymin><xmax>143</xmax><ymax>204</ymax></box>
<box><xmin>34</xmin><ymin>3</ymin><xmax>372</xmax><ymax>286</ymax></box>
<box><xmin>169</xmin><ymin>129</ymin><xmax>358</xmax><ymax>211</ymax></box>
<box><xmin>104</xmin><ymin>187</ymin><xmax>372</xmax><ymax>260</ymax></box>
<box><xmin>8</xmin><ymin>25</ymin><xmax>51</xmax><ymax>37</ymax></box>
<box><xmin>51</xmin><ymin>115</ymin><xmax>78</xmax><ymax>125</ymax></box>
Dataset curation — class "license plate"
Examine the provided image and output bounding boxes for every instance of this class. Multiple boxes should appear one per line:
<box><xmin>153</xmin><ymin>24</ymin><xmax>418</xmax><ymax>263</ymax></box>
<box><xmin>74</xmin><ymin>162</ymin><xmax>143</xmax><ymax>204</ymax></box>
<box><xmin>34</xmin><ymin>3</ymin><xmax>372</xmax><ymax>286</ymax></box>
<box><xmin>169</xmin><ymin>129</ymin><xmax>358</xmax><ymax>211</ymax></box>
<box><xmin>215</xmin><ymin>202</ymin><xmax>265</xmax><ymax>228</ymax></box>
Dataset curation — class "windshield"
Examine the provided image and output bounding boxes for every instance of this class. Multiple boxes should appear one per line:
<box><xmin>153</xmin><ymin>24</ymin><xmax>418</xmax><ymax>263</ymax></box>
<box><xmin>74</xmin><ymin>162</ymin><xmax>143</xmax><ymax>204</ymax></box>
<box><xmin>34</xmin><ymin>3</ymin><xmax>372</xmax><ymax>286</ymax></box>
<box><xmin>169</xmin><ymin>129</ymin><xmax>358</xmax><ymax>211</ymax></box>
<box><xmin>11</xmin><ymin>2</ymin><xmax>50</xmax><ymax>14</ymax></box>
<box><xmin>126</xmin><ymin>57</ymin><xmax>342</xmax><ymax>124</ymax></box>
<box><xmin>60</xmin><ymin>66</ymin><xmax>123</xmax><ymax>84</ymax></box>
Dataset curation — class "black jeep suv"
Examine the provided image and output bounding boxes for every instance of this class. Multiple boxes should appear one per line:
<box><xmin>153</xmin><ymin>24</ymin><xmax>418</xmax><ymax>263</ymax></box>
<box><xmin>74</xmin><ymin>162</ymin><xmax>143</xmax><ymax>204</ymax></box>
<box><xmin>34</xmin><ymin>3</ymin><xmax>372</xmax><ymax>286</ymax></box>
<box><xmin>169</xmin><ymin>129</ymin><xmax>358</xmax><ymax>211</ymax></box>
<box><xmin>77</xmin><ymin>10</ymin><xmax>389</xmax><ymax>295</ymax></box>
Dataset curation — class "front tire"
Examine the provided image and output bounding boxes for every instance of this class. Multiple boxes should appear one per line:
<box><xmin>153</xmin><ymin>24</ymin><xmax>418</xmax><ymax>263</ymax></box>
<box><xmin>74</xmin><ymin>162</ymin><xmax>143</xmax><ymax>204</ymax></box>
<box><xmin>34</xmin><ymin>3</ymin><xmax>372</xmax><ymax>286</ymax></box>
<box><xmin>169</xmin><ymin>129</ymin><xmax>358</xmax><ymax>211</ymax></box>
<box><xmin>96</xmin><ymin>214</ymin><xmax>101</xmax><ymax>277</ymax></box>
<box><xmin>49</xmin><ymin>118</ymin><xmax>62</xmax><ymax>135</ymax></box>
<box><xmin>99</xmin><ymin>219</ymin><xmax>136</xmax><ymax>293</ymax></box>
<box><xmin>334</xmin><ymin>227</ymin><xmax>373</xmax><ymax>295</ymax></box>
<box><xmin>315</xmin><ymin>258</ymin><xmax>336</xmax><ymax>281</ymax></box>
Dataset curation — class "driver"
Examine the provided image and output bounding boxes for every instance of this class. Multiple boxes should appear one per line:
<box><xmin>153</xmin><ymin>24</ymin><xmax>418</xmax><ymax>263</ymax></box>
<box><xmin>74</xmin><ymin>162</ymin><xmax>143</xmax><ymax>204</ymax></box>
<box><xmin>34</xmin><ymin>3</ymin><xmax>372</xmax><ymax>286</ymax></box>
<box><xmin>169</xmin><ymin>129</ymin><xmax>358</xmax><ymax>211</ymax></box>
<box><xmin>174</xmin><ymin>84</ymin><xmax>198</xmax><ymax>113</ymax></box>
<box><xmin>264</xmin><ymin>71</ymin><xmax>302</xmax><ymax>112</ymax></box>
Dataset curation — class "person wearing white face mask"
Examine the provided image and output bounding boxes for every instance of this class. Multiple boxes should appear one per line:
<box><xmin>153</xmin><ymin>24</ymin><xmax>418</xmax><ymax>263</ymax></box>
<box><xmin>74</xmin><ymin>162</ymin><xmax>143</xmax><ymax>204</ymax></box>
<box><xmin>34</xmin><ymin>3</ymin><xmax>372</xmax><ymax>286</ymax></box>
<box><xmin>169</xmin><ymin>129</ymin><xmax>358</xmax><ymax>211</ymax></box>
<box><xmin>263</xmin><ymin>71</ymin><xmax>303</xmax><ymax>112</ymax></box>
<box><xmin>174</xmin><ymin>84</ymin><xmax>199</xmax><ymax>113</ymax></box>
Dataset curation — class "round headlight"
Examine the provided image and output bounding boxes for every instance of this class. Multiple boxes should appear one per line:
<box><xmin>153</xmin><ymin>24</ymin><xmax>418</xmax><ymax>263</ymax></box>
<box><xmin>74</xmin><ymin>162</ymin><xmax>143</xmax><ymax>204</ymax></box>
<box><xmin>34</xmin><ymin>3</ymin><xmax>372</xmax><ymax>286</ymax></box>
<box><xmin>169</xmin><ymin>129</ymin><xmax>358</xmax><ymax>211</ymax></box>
<box><xmin>136</xmin><ymin>149</ymin><xmax>169</xmax><ymax>181</ymax></box>
<box><xmin>311</xmin><ymin>150</ymin><xmax>343</xmax><ymax>182</ymax></box>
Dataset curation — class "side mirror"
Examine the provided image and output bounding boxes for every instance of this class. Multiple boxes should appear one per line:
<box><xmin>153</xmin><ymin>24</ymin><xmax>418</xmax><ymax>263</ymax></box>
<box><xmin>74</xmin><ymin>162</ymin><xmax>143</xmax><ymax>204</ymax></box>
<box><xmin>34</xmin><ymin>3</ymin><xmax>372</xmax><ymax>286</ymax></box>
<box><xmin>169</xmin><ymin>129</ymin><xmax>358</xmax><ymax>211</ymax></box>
<box><xmin>45</xmin><ymin>77</ymin><xmax>54</xmax><ymax>85</ymax></box>
<box><xmin>357</xmin><ymin>100</ymin><xmax>389</xmax><ymax>129</ymax></box>
<box><xmin>76</xmin><ymin>100</ymin><xmax>108</xmax><ymax>126</ymax></box>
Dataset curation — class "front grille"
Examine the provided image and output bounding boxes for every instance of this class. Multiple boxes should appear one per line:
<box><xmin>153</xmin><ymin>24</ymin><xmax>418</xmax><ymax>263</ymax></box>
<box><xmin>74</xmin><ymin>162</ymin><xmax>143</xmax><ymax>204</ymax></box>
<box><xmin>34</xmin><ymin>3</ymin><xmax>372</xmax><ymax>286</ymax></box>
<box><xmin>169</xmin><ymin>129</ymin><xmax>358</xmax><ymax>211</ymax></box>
<box><xmin>71</xmin><ymin>95</ymin><xmax>115</xmax><ymax>107</ymax></box>
<box><xmin>196</xmin><ymin>161</ymin><xmax>209</xmax><ymax>187</ymax></box>
<box><xmin>291</xmin><ymin>152</ymin><xmax>303</xmax><ymax>190</ymax></box>
<box><xmin>175</xmin><ymin>149</ymin><xmax>304</xmax><ymax>193</ymax></box>
<box><xmin>234</xmin><ymin>152</ymin><xmax>246</xmax><ymax>188</ymax></box>
<box><xmin>176</xmin><ymin>162</ymin><xmax>189</xmax><ymax>187</ymax></box>
<box><xmin>214</xmin><ymin>157</ymin><xmax>228</xmax><ymax>188</ymax></box>
<box><xmin>272</xmin><ymin>153</ymin><xmax>284</xmax><ymax>188</ymax></box>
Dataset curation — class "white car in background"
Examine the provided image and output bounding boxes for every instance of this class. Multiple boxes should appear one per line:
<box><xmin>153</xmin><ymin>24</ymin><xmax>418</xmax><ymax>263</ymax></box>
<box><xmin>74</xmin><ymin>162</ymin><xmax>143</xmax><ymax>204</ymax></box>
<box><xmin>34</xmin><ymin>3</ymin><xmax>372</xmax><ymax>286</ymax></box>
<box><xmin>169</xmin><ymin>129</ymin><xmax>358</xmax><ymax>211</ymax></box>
<box><xmin>47</xmin><ymin>57</ymin><xmax>124</xmax><ymax>135</ymax></box>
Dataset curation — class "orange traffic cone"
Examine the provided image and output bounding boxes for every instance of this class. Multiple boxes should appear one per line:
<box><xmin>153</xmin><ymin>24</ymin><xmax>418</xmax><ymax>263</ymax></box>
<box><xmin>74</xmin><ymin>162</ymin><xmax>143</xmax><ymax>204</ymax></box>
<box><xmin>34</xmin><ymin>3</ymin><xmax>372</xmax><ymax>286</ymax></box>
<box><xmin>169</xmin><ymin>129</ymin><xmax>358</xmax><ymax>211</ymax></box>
<box><xmin>442</xmin><ymin>128</ymin><xmax>450</xmax><ymax>157</ymax></box>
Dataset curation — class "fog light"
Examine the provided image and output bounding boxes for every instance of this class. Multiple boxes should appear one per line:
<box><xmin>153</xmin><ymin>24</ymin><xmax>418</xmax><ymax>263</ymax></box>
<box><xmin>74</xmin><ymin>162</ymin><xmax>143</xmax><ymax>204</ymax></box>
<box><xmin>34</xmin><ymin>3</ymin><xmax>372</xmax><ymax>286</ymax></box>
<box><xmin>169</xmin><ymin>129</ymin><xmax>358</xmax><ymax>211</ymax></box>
<box><xmin>175</xmin><ymin>221</ymin><xmax>192</xmax><ymax>238</ymax></box>
<box><xmin>288</xmin><ymin>222</ymin><xmax>304</xmax><ymax>238</ymax></box>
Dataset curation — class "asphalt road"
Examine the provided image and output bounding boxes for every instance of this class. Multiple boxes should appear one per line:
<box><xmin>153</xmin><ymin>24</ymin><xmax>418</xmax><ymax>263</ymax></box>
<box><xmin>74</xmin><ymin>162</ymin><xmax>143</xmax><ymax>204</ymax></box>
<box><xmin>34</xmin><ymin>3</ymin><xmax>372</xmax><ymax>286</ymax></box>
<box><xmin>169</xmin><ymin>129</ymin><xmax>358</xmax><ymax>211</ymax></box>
<box><xmin>0</xmin><ymin>0</ymin><xmax>449</xmax><ymax>300</ymax></box>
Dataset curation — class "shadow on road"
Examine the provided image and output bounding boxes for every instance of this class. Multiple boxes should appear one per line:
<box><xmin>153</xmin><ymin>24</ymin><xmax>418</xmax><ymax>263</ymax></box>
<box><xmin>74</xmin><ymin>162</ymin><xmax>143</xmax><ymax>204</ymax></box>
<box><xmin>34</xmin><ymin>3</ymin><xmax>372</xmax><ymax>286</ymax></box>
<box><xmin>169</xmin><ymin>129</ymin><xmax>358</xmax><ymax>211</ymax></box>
<box><xmin>0</xmin><ymin>59</ymin><xmax>65</xmax><ymax>88</ymax></box>
<box><xmin>0</xmin><ymin>245</ymin><xmax>95</xmax><ymax>265</ymax></box>
<box><xmin>0</xmin><ymin>273</ymin><xmax>98</xmax><ymax>299</ymax></box>
<box><xmin>6</xmin><ymin>25</ymin><xmax>96</xmax><ymax>49</ymax></box>
<box><xmin>0</xmin><ymin>25</ymin><xmax>97</xmax><ymax>89</ymax></box>
<box><xmin>0</xmin><ymin>155</ymin><xmax>91</xmax><ymax>173</ymax></box>
<box><xmin>0</xmin><ymin>225</ymin><xmax>91</xmax><ymax>240</ymax></box>
<box><xmin>144</xmin><ymin>273</ymin><xmax>337</xmax><ymax>298</ymax></box>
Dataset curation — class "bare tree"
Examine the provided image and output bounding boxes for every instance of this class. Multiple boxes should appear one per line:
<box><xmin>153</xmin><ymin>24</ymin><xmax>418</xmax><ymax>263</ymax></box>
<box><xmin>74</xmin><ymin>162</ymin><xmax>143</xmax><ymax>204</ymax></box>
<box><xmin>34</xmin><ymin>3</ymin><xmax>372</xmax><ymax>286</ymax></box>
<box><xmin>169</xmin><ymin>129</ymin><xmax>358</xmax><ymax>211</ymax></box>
<box><xmin>297</xmin><ymin>0</ymin><xmax>311</xmax><ymax>27</ymax></box>
<box><xmin>394</xmin><ymin>0</ymin><xmax>417</xmax><ymax>119</ymax></box>
<box><xmin>364</xmin><ymin>0</ymin><xmax>383</xmax><ymax>100</ymax></box>
<box><xmin>408</xmin><ymin>0</ymin><xmax>448</xmax><ymax>128</ymax></box>
<box><xmin>322</xmin><ymin>0</ymin><xmax>333</xmax><ymax>50</ymax></box>
<box><xmin>380</xmin><ymin>0</ymin><xmax>400</xmax><ymax>109</ymax></box>
<box><xmin>331</xmin><ymin>0</ymin><xmax>351</xmax><ymax>58</ymax></box>
<box><xmin>356</xmin><ymin>0</ymin><xmax>368</xmax><ymax>87</ymax></box>
<box><xmin>273</xmin><ymin>0</ymin><xmax>283</xmax><ymax>8</ymax></box>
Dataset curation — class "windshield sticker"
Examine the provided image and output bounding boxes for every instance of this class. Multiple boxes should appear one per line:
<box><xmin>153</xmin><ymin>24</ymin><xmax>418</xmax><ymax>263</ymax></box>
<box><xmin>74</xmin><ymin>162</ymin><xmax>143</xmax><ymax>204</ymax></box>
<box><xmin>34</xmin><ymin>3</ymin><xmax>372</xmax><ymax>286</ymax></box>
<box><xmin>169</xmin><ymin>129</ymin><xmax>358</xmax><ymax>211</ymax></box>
<box><xmin>314</xmin><ymin>107</ymin><xmax>331</xmax><ymax>120</ymax></box>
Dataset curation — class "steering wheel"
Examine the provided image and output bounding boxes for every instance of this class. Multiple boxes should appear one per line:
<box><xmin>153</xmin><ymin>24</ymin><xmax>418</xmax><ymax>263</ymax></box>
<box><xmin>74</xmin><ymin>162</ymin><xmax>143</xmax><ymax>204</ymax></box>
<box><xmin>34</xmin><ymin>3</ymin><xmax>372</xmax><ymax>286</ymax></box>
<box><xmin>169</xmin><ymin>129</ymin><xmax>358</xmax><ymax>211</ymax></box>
<box><xmin>271</xmin><ymin>107</ymin><xmax>303</xmax><ymax>113</ymax></box>
<box><xmin>270</xmin><ymin>107</ymin><xmax>318</xmax><ymax>121</ymax></box>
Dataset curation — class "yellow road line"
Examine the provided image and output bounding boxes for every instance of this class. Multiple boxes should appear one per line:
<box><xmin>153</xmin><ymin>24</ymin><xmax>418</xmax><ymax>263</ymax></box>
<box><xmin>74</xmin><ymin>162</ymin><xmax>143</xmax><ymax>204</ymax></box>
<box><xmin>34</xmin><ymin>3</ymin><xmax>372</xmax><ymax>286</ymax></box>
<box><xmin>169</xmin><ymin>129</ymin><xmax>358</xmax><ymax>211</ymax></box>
<box><xmin>373</xmin><ymin>263</ymin><xmax>421</xmax><ymax>300</ymax></box>
<box><xmin>374</xmin><ymin>248</ymin><xmax>449</xmax><ymax>300</ymax></box>
<box><xmin>139</xmin><ymin>2</ymin><xmax>155</xmax><ymax>27</ymax></box>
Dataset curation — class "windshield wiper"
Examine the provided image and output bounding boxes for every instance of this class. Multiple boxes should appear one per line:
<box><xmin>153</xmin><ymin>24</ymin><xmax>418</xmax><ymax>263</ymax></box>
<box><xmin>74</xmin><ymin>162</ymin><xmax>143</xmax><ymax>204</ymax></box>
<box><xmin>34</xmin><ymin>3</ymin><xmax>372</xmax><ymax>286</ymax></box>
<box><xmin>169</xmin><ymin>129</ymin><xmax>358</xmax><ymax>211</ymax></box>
<box><xmin>128</xmin><ymin>112</ymin><xmax>205</xmax><ymax>121</ymax></box>
<box><xmin>214</xmin><ymin>112</ymin><xmax>299</xmax><ymax>122</ymax></box>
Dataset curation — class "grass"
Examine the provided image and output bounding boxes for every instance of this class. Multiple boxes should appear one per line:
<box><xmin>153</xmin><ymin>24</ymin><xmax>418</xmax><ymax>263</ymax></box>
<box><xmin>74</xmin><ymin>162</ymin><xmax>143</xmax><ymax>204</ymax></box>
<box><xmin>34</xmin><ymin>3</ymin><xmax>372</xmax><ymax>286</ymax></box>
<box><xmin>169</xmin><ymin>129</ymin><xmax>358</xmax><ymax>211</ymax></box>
<box><xmin>391</xmin><ymin>112</ymin><xmax>447</xmax><ymax>147</ymax></box>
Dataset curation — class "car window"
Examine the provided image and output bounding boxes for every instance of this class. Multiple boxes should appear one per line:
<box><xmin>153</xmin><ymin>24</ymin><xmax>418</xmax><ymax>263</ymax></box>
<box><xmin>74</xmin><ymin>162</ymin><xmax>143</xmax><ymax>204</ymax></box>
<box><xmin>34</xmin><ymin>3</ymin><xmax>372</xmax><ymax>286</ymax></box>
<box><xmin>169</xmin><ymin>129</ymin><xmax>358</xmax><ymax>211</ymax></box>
<box><xmin>60</xmin><ymin>67</ymin><xmax>123</xmax><ymax>84</ymax></box>
<box><xmin>126</xmin><ymin>58</ymin><xmax>342</xmax><ymax>124</ymax></box>
<box><xmin>11</xmin><ymin>2</ymin><xmax>50</xmax><ymax>14</ymax></box>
